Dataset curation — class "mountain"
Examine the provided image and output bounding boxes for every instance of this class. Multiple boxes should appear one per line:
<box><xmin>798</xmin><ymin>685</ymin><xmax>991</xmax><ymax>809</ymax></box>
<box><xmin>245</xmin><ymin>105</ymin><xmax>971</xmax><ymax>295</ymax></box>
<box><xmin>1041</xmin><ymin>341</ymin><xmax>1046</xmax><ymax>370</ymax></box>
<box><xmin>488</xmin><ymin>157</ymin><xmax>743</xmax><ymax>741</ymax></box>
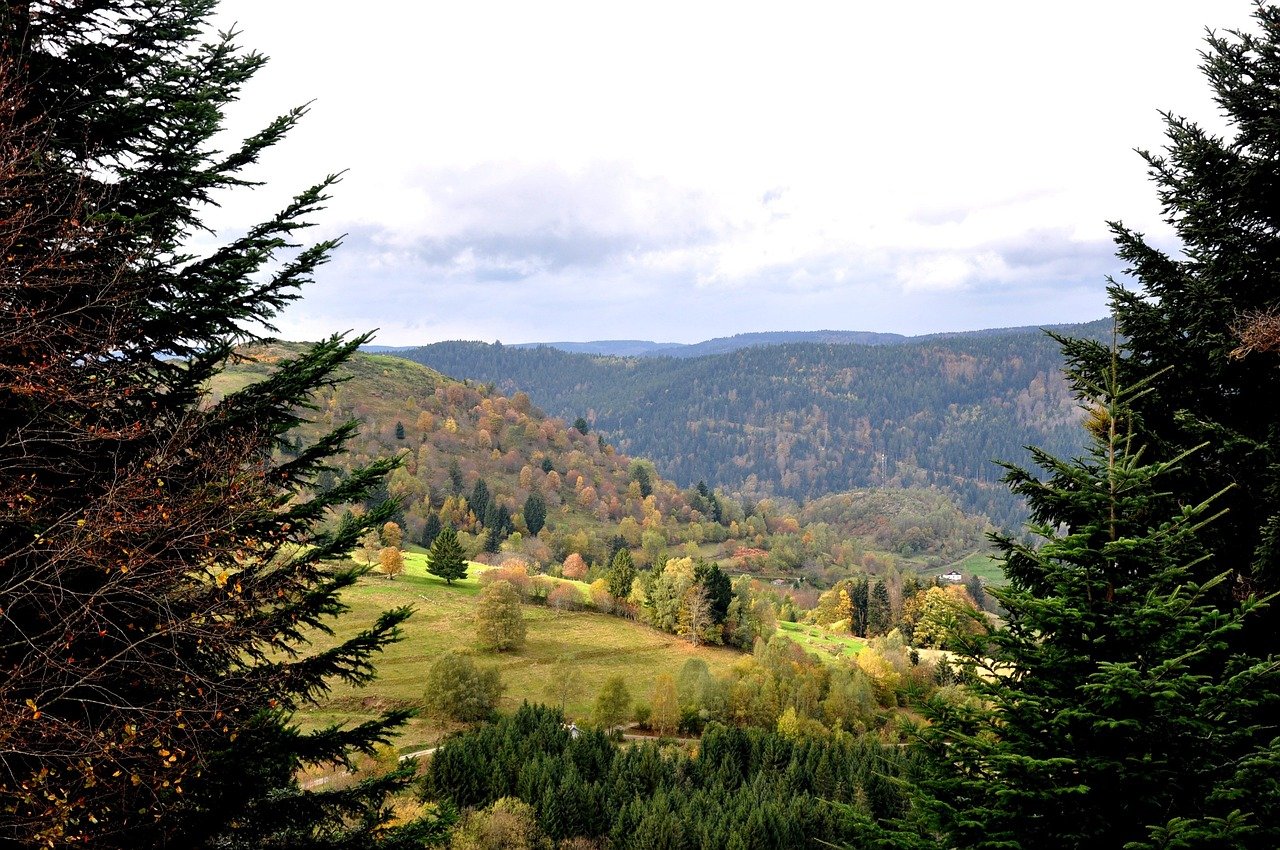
<box><xmin>498</xmin><ymin>320</ymin><xmax>1108</xmax><ymax>359</ymax></box>
<box><xmin>510</xmin><ymin>330</ymin><xmax>909</xmax><ymax>358</ymax></box>
<box><xmin>390</xmin><ymin>319</ymin><xmax>1112</xmax><ymax>529</ymax></box>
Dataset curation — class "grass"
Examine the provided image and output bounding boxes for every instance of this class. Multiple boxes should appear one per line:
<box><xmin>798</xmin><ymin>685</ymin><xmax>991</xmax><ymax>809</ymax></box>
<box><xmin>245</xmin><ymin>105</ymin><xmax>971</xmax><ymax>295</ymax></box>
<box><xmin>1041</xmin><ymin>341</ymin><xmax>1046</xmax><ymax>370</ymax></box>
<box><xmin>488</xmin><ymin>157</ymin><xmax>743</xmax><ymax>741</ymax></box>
<box><xmin>775</xmin><ymin>620</ymin><xmax>865</xmax><ymax>663</ymax></box>
<box><xmin>297</xmin><ymin>558</ymin><xmax>743</xmax><ymax>753</ymax></box>
<box><xmin>941</xmin><ymin>550</ymin><xmax>1006</xmax><ymax>585</ymax></box>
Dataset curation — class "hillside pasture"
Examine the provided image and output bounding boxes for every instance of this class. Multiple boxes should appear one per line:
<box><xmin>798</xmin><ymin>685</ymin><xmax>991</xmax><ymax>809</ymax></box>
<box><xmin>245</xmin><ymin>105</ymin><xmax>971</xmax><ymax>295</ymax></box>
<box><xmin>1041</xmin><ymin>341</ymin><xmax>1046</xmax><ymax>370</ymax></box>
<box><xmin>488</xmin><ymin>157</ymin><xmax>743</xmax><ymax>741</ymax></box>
<box><xmin>297</xmin><ymin>561</ymin><xmax>742</xmax><ymax>754</ymax></box>
<box><xmin>776</xmin><ymin>620</ymin><xmax>865</xmax><ymax>662</ymax></box>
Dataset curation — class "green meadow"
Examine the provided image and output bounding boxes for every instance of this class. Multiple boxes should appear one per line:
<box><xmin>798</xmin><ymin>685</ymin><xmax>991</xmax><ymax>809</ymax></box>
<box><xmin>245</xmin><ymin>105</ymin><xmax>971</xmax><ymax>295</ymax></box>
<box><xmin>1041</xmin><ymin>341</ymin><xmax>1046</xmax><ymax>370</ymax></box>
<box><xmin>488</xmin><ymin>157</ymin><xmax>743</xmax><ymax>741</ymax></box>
<box><xmin>297</xmin><ymin>555</ymin><xmax>743</xmax><ymax>754</ymax></box>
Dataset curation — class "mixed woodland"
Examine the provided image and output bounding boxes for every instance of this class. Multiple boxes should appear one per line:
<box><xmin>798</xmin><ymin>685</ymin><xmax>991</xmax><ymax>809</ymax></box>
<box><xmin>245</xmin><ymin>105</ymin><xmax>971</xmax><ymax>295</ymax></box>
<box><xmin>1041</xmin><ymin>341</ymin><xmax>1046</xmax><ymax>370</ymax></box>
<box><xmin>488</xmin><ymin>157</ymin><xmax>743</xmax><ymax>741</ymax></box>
<box><xmin>398</xmin><ymin>320</ymin><xmax>1111</xmax><ymax>529</ymax></box>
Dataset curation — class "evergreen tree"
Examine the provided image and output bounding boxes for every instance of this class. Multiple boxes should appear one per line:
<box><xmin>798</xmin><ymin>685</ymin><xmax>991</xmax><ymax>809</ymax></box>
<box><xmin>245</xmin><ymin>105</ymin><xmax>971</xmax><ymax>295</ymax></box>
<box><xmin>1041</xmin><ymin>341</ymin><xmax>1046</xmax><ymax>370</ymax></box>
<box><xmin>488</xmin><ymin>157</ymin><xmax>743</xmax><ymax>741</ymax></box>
<box><xmin>964</xmin><ymin>573</ymin><xmax>986</xmax><ymax>612</ymax></box>
<box><xmin>694</xmin><ymin>560</ymin><xmax>733</xmax><ymax>624</ymax></box>
<box><xmin>849</xmin><ymin>575</ymin><xmax>869</xmax><ymax>636</ymax></box>
<box><xmin>1058</xmin><ymin>4</ymin><xmax>1280</xmax><ymax>652</ymax></box>
<box><xmin>495</xmin><ymin>503</ymin><xmax>515</xmax><ymax>536</ymax></box>
<box><xmin>428</xmin><ymin>526</ymin><xmax>469</xmax><ymax>585</ymax></box>
<box><xmin>607</xmin><ymin>549</ymin><xmax>637</xmax><ymax>601</ymax></box>
<box><xmin>868</xmin><ymin>580</ymin><xmax>892</xmax><ymax>636</ymax></box>
<box><xmin>523</xmin><ymin>492</ymin><xmax>547</xmax><ymax>536</ymax></box>
<box><xmin>909</xmin><ymin>368</ymin><xmax>1280</xmax><ymax>848</ymax></box>
<box><xmin>471</xmin><ymin>478</ymin><xmax>491</xmax><ymax>526</ymax></box>
<box><xmin>448</xmin><ymin>459</ymin><xmax>465</xmax><ymax>495</ymax></box>
<box><xmin>394</xmin><ymin>420</ymin><xmax>405</xmax><ymax>440</ymax></box>
<box><xmin>573</xmin><ymin>416</ymin><xmax>590</xmax><ymax>435</ymax></box>
<box><xmin>483</xmin><ymin>524</ymin><xmax>502</xmax><ymax>554</ymax></box>
<box><xmin>0</xmin><ymin>3</ymin><xmax>438</xmax><ymax>846</ymax></box>
<box><xmin>629</xmin><ymin>460</ymin><xmax>654</xmax><ymax>498</ymax></box>
<box><xmin>422</xmin><ymin>511</ymin><xmax>443</xmax><ymax>547</ymax></box>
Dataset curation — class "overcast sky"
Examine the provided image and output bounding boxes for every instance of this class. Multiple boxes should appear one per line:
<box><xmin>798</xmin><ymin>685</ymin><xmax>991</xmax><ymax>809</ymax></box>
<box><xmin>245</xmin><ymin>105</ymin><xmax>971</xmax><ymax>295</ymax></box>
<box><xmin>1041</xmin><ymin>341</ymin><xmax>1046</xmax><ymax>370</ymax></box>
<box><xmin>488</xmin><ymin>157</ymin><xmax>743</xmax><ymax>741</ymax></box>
<box><xmin>205</xmin><ymin>1</ymin><xmax>1256</xmax><ymax>345</ymax></box>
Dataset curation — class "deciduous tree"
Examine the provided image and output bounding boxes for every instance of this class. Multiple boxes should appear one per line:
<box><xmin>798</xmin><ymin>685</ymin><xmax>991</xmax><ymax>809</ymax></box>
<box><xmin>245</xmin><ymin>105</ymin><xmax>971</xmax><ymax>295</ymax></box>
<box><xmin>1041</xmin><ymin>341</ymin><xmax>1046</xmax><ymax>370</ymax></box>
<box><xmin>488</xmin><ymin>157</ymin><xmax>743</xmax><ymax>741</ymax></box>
<box><xmin>423</xmin><ymin>652</ymin><xmax>503</xmax><ymax>722</ymax></box>
<box><xmin>592</xmin><ymin>676</ymin><xmax>632</xmax><ymax>731</ymax></box>
<box><xmin>650</xmin><ymin>674</ymin><xmax>679</xmax><ymax>737</ymax></box>
<box><xmin>547</xmin><ymin>582</ymin><xmax>580</xmax><ymax>614</ymax></box>
<box><xmin>475</xmin><ymin>580</ymin><xmax>527</xmax><ymax>652</ymax></box>
<box><xmin>542</xmin><ymin>656</ymin><xmax>584</xmax><ymax>713</ymax></box>
<box><xmin>379</xmin><ymin>545</ymin><xmax>405</xmax><ymax>580</ymax></box>
<box><xmin>562</xmin><ymin>552</ymin><xmax>588</xmax><ymax>580</ymax></box>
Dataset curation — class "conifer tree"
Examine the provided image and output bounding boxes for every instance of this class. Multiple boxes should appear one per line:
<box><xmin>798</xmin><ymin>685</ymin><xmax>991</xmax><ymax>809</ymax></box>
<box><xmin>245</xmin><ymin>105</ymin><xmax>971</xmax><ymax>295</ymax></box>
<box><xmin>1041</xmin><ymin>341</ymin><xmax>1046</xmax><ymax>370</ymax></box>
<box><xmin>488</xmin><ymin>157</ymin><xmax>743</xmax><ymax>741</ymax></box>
<box><xmin>868</xmin><ymin>580</ymin><xmax>892</xmax><ymax>636</ymax></box>
<box><xmin>523</xmin><ymin>492</ymin><xmax>547</xmax><ymax>536</ymax></box>
<box><xmin>0</xmin><ymin>1</ymin><xmax>440</xmax><ymax>846</ymax></box>
<box><xmin>470</xmin><ymin>478</ymin><xmax>491</xmax><ymax>527</ymax></box>
<box><xmin>1058</xmin><ymin>3</ymin><xmax>1280</xmax><ymax>650</ymax></box>
<box><xmin>422</xmin><ymin>511</ymin><xmax>443</xmax><ymax>547</ymax></box>
<box><xmin>607</xmin><ymin>548</ymin><xmax>637</xmax><ymax>600</ymax></box>
<box><xmin>909</xmin><ymin>367</ymin><xmax>1280</xmax><ymax>848</ymax></box>
<box><xmin>428</xmin><ymin>525</ymin><xmax>469</xmax><ymax>585</ymax></box>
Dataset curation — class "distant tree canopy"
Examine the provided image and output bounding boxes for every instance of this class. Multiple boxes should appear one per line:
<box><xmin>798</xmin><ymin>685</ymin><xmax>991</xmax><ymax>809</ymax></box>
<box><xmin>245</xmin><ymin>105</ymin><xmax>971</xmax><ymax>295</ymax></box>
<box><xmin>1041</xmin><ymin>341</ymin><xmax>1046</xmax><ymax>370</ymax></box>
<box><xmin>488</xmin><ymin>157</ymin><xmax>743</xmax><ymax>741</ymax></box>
<box><xmin>424</xmin><ymin>704</ymin><xmax>917</xmax><ymax>848</ymax></box>
<box><xmin>400</xmin><ymin>322</ymin><xmax>1111</xmax><ymax>529</ymax></box>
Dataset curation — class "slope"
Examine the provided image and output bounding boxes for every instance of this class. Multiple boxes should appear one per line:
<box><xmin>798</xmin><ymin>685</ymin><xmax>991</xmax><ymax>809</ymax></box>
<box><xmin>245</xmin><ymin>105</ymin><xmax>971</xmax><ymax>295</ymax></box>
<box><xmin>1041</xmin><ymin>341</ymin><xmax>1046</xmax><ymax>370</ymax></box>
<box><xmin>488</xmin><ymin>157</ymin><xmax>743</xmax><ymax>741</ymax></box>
<box><xmin>393</xmin><ymin>321</ymin><xmax>1111</xmax><ymax>528</ymax></box>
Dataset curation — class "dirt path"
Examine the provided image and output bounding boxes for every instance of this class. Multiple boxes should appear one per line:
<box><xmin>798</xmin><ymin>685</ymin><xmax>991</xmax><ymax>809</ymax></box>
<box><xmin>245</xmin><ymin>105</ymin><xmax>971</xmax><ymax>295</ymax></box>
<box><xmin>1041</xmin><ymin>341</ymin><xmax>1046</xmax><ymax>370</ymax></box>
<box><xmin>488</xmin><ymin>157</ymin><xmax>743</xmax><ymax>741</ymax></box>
<box><xmin>300</xmin><ymin>746</ymin><xmax>438</xmax><ymax>790</ymax></box>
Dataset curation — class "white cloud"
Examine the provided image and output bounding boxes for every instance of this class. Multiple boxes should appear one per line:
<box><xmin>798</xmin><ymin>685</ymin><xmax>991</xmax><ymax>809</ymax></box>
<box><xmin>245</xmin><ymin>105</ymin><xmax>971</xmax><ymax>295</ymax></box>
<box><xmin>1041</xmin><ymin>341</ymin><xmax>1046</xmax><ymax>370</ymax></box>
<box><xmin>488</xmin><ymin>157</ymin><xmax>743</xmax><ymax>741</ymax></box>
<box><xmin>198</xmin><ymin>0</ymin><xmax>1258</xmax><ymax>344</ymax></box>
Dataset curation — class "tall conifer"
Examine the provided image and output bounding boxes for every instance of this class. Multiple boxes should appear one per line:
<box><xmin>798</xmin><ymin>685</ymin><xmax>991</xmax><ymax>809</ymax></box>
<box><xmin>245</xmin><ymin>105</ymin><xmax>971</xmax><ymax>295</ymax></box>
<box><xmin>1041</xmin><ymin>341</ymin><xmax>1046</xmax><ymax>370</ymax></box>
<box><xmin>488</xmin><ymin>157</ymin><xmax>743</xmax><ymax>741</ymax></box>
<box><xmin>428</xmin><ymin>525</ymin><xmax>469</xmax><ymax>585</ymax></box>
<box><xmin>908</xmin><ymin>9</ymin><xmax>1280</xmax><ymax>846</ymax></box>
<box><xmin>909</xmin><ymin>365</ymin><xmax>1280</xmax><ymax>848</ymax></box>
<box><xmin>0</xmin><ymin>2</ymin><xmax>440</xmax><ymax>846</ymax></box>
<box><xmin>1058</xmin><ymin>4</ymin><xmax>1280</xmax><ymax>649</ymax></box>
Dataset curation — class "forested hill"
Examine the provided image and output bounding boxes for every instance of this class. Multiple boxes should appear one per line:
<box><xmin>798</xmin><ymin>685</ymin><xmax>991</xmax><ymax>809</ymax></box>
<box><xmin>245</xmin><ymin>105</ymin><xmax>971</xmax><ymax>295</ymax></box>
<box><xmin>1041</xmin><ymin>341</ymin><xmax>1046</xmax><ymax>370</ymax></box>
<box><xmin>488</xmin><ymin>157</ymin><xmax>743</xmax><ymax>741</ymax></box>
<box><xmin>509</xmin><ymin>329</ymin><xmax>910</xmax><ymax>357</ymax></box>
<box><xmin>500</xmin><ymin>319</ymin><xmax>1108</xmax><ymax>359</ymax></box>
<box><xmin>393</xmin><ymin>320</ymin><xmax>1112</xmax><ymax>529</ymax></box>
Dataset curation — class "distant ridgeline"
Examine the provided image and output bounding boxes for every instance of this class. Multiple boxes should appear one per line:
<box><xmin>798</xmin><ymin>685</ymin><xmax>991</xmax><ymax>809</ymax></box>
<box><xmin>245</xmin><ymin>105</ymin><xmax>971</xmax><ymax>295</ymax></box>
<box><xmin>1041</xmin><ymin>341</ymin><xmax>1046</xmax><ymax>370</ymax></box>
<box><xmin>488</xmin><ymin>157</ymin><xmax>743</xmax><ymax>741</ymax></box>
<box><xmin>391</xmin><ymin>320</ymin><xmax>1111</xmax><ymax>530</ymax></box>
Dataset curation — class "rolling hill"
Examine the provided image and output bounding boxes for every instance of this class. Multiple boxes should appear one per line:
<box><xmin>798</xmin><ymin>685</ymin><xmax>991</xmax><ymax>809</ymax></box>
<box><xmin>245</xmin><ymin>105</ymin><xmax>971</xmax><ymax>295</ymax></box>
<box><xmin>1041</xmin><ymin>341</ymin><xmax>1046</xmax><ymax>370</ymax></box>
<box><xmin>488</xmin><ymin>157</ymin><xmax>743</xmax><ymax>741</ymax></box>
<box><xmin>213</xmin><ymin>344</ymin><xmax>993</xmax><ymax>579</ymax></box>
<box><xmin>389</xmin><ymin>320</ymin><xmax>1111</xmax><ymax>528</ymax></box>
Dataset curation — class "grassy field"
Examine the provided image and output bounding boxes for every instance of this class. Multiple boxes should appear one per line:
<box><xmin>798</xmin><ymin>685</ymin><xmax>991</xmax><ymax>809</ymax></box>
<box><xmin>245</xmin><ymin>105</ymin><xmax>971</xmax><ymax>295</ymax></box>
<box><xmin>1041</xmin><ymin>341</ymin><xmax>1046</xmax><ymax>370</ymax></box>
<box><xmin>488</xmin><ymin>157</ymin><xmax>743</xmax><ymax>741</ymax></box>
<box><xmin>775</xmin><ymin>620</ymin><xmax>866</xmax><ymax>662</ymax></box>
<box><xmin>941</xmin><ymin>550</ymin><xmax>1005</xmax><ymax>585</ymax></box>
<box><xmin>297</xmin><ymin>556</ymin><xmax>743</xmax><ymax>753</ymax></box>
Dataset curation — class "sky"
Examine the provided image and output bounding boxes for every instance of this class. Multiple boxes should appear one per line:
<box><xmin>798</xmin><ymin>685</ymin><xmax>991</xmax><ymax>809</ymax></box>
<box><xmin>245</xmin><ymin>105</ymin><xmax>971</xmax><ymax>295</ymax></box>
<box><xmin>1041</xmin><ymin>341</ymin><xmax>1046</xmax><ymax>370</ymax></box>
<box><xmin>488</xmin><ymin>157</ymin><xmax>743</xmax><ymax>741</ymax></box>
<box><xmin>204</xmin><ymin>1</ymin><xmax>1258</xmax><ymax>346</ymax></box>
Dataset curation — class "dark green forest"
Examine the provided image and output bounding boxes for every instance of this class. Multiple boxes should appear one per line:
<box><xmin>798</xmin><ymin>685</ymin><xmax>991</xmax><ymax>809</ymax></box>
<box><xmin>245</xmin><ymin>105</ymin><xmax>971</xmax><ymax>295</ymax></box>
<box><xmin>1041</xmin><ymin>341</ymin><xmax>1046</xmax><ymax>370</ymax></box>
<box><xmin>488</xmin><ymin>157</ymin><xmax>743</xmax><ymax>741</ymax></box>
<box><xmin>396</xmin><ymin>320</ymin><xmax>1110</xmax><ymax>528</ymax></box>
<box><xmin>424</xmin><ymin>703</ymin><xmax>917</xmax><ymax>849</ymax></box>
